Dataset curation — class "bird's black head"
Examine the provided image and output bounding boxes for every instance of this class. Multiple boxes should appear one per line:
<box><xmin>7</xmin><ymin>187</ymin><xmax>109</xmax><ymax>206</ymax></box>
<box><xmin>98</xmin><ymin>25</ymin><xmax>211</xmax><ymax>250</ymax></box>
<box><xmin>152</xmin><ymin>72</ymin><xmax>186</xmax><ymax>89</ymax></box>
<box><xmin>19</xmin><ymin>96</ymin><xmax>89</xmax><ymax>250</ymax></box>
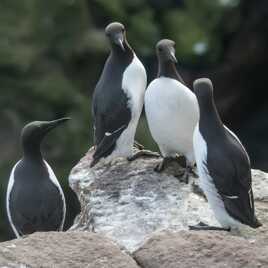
<box><xmin>105</xmin><ymin>22</ymin><xmax>127</xmax><ymax>51</ymax></box>
<box><xmin>156</xmin><ymin>39</ymin><xmax>177</xmax><ymax>63</ymax></box>
<box><xmin>193</xmin><ymin>78</ymin><xmax>214</xmax><ymax>105</ymax></box>
<box><xmin>21</xmin><ymin>117</ymin><xmax>70</xmax><ymax>159</ymax></box>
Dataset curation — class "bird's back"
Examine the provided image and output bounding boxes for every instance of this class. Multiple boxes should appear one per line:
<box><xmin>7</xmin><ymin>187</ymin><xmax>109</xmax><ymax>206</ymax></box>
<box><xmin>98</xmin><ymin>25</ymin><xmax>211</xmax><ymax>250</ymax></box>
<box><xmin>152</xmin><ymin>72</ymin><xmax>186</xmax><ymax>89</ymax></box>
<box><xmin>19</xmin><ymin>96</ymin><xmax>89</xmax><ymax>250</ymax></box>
<box><xmin>93</xmin><ymin>55</ymin><xmax>126</xmax><ymax>113</ymax></box>
<box><xmin>92</xmin><ymin>54</ymin><xmax>133</xmax><ymax>144</ymax></box>
<box><xmin>198</xmin><ymin>124</ymin><xmax>260</xmax><ymax>228</ymax></box>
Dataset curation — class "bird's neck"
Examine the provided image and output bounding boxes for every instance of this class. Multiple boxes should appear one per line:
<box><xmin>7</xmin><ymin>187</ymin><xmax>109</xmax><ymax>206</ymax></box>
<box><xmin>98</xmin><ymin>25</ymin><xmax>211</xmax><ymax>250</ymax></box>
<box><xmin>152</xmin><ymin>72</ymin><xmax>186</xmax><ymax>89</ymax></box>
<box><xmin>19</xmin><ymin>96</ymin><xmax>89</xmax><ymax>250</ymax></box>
<box><xmin>198</xmin><ymin>98</ymin><xmax>225</xmax><ymax>137</ymax></box>
<box><xmin>22</xmin><ymin>141</ymin><xmax>43</xmax><ymax>163</ymax></box>
<box><xmin>111</xmin><ymin>41</ymin><xmax>133</xmax><ymax>62</ymax></box>
<box><xmin>158</xmin><ymin>60</ymin><xmax>185</xmax><ymax>84</ymax></box>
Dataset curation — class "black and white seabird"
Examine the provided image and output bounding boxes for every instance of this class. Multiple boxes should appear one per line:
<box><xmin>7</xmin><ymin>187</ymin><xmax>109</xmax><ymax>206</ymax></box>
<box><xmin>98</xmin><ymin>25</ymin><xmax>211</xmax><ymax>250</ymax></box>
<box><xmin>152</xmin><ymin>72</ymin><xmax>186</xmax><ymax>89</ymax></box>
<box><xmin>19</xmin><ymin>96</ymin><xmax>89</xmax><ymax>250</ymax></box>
<box><xmin>91</xmin><ymin>22</ymin><xmax>157</xmax><ymax>167</ymax></box>
<box><xmin>145</xmin><ymin>39</ymin><xmax>199</xmax><ymax>181</ymax></box>
<box><xmin>6</xmin><ymin>118</ymin><xmax>69</xmax><ymax>237</ymax></box>
<box><xmin>191</xmin><ymin>78</ymin><xmax>262</xmax><ymax>231</ymax></box>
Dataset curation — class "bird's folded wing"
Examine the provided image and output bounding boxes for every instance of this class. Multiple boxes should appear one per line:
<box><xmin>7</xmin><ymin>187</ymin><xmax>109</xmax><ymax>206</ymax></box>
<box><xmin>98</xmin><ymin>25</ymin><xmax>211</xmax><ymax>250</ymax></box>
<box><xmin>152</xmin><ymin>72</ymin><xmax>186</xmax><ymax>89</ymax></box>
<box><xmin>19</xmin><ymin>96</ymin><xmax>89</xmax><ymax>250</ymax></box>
<box><xmin>221</xmin><ymin>186</ymin><xmax>256</xmax><ymax>226</ymax></box>
<box><xmin>91</xmin><ymin>124</ymin><xmax>128</xmax><ymax>167</ymax></box>
<box><xmin>91</xmin><ymin>89</ymin><xmax>132</xmax><ymax>166</ymax></box>
<box><xmin>210</xmin><ymin>160</ymin><xmax>256</xmax><ymax>226</ymax></box>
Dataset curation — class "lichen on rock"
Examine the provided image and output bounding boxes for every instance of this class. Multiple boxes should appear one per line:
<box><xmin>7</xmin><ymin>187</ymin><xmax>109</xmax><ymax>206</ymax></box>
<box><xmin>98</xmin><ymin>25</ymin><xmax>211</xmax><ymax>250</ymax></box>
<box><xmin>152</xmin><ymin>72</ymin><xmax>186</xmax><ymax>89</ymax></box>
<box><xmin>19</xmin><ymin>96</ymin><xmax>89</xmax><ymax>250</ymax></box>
<box><xmin>69</xmin><ymin>148</ymin><xmax>268</xmax><ymax>252</ymax></box>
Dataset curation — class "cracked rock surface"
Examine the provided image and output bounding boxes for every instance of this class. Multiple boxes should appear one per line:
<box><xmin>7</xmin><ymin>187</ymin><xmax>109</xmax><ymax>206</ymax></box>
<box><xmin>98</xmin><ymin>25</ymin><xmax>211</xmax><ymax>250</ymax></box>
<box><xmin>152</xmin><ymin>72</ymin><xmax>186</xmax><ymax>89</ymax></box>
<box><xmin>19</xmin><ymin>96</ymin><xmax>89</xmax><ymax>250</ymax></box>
<box><xmin>0</xmin><ymin>148</ymin><xmax>267</xmax><ymax>267</ymax></box>
<box><xmin>69</xmin><ymin>148</ymin><xmax>268</xmax><ymax>252</ymax></box>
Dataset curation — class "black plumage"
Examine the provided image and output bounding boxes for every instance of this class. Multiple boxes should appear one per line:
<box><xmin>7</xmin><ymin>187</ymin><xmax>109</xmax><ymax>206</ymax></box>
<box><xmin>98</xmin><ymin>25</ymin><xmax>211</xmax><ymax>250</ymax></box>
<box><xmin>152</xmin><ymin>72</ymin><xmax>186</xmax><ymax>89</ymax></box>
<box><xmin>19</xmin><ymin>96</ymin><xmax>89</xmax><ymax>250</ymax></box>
<box><xmin>6</xmin><ymin>118</ymin><xmax>68</xmax><ymax>237</ymax></box>
<box><xmin>10</xmin><ymin>160</ymin><xmax>64</xmax><ymax>235</ymax></box>
<box><xmin>91</xmin><ymin>22</ymin><xmax>136</xmax><ymax>167</ymax></box>
<box><xmin>193</xmin><ymin>78</ymin><xmax>261</xmax><ymax>229</ymax></box>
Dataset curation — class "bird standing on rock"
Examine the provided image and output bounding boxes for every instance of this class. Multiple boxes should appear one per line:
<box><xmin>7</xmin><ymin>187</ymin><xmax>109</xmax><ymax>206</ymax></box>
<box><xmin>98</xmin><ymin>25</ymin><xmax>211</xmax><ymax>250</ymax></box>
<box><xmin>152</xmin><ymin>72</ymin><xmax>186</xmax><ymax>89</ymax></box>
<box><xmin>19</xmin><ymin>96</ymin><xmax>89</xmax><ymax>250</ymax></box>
<box><xmin>91</xmin><ymin>22</ymin><xmax>158</xmax><ymax>167</ymax></box>
<box><xmin>191</xmin><ymin>78</ymin><xmax>262</xmax><ymax>231</ymax></box>
<box><xmin>6</xmin><ymin>118</ymin><xmax>68</xmax><ymax>238</ymax></box>
<box><xmin>145</xmin><ymin>39</ymin><xmax>199</xmax><ymax>182</ymax></box>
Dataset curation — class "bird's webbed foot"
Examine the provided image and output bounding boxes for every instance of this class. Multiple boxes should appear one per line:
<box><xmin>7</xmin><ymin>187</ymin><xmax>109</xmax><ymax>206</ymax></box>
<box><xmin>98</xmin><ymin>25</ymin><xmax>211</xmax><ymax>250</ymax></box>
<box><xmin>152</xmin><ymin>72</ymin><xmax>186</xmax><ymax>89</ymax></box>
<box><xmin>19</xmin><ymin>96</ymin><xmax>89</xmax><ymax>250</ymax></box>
<box><xmin>127</xmin><ymin>150</ymin><xmax>160</xmax><ymax>161</ymax></box>
<box><xmin>133</xmin><ymin>140</ymin><xmax>144</xmax><ymax>150</ymax></box>
<box><xmin>189</xmin><ymin>221</ymin><xmax>230</xmax><ymax>232</ymax></box>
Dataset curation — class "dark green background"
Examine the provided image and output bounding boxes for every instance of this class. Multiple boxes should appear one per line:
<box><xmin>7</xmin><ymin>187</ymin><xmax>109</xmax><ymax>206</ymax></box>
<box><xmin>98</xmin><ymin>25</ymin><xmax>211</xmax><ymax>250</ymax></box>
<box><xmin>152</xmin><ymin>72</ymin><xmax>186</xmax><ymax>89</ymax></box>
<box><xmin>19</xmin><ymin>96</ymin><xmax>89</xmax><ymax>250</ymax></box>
<box><xmin>1</xmin><ymin>0</ymin><xmax>268</xmax><ymax>241</ymax></box>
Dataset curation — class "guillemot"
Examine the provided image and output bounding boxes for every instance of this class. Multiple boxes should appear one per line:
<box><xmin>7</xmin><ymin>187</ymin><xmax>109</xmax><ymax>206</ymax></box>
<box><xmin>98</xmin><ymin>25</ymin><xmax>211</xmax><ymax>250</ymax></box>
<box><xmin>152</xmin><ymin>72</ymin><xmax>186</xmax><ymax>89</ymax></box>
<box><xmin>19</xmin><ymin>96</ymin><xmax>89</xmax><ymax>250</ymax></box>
<box><xmin>91</xmin><ymin>22</ymin><xmax>157</xmax><ymax>167</ymax></box>
<box><xmin>6</xmin><ymin>118</ymin><xmax>69</xmax><ymax>237</ymax></box>
<box><xmin>190</xmin><ymin>78</ymin><xmax>261</xmax><ymax>231</ymax></box>
<box><xmin>145</xmin><ymin>39</ymin><xmax>199</xmax><ymax>182</ymax></box>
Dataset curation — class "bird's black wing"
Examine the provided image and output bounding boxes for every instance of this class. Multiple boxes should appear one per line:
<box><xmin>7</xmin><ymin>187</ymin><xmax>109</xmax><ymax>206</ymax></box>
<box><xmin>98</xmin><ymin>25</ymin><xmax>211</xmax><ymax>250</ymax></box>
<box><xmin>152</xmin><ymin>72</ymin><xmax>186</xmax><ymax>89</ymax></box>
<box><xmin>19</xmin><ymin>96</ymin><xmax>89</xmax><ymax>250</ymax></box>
<box><xmin>207</xmin><ymin>128</ymin><xmax>260</xmax><ymax>227</ymax></box>
<box><xmin>91</xmin><ymin>80</ymin><xmax>131</xmax><ymax>167</ymax></box>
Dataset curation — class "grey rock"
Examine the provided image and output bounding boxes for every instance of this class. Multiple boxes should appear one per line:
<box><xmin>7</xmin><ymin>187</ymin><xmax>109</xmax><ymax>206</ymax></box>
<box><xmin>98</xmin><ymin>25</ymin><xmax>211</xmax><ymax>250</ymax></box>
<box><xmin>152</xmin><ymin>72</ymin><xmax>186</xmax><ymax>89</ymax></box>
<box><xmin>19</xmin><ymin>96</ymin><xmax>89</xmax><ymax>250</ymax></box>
<box><xmin>252</xmin><ymin>169</ymin><xmax>268</xmax><ymax>201</ymax></box>
<box><xmin>0</xmin><ymin>232</ymin><xmax>139</xmax><ymax>268</ymax></box>
<box><xmin>69</xmin><ymin>148</ymin><xmax>268</xmax><ymax>253</ymax></box>
<box><xmin>133</xmin><ymin>230</ymin><xmax>268</xmax><ymax>268</ymax></box>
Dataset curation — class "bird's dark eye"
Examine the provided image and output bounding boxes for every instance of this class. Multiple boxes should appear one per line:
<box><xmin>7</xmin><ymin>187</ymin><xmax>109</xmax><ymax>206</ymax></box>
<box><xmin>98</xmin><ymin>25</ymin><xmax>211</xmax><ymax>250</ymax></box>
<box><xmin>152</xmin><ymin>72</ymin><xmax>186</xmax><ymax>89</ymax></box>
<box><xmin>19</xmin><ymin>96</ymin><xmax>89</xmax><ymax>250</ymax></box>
<box><xmin>159</xmin><ymin>48</ymin><xmax>163</xmax><ymax>52</ymax></box>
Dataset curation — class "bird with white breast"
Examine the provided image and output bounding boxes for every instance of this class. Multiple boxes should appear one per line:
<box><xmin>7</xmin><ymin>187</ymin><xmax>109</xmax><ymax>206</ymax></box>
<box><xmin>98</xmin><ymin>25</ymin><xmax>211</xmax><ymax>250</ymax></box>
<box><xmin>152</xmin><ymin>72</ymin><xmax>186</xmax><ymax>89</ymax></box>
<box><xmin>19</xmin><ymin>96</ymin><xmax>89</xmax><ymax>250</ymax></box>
<box><xmin>91</xmin><ymin>22</ymin><xmax>158</xmax><ymax>167</ymax></box>
<box><xmin>6</xmin><ymin>118</ymin><xmax>68</xmax><ymax>238</ymax></box>
<box><xmin>145</xmin><ymin>39</ymin><xmax>199</xmax><ymax>182</ymax></box>
<box><xmin>190</xmin><ymin>78</ymin><xmax>262</xmax><ymax>231</ymax></box>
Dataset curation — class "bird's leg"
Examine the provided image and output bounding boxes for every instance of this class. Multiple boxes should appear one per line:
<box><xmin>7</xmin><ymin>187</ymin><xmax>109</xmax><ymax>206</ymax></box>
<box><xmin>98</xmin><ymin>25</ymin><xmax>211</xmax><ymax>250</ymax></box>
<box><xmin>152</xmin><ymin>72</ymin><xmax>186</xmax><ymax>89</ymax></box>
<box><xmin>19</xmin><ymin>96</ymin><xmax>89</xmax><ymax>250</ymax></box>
<box><xmin>127</xmin><ymin>150</ymin><xmax>160</xmax><ymax>161</ymax></box>
<box><xmin>154</xmin><ymin>157</ymin><xmax>175</xmax><ymax>172</ymax></box>
<box><xmin>134</xmin><ymin>140</ymin><xmax>144</xmax><ymax>150</ymax></box>
<box><xmin>179</xmin><ymin>160</ymin><xmax>198</xmax><ymax>184</ymax></box>
<box><xmin>189</xmin><ymin>221</ymin><xmax>230</xmax><ymax>232</ymax></box>
<box><xmin>179</xmin><ymin>164</ymin><xmax>192</xmax><ymax>184</ymax></box>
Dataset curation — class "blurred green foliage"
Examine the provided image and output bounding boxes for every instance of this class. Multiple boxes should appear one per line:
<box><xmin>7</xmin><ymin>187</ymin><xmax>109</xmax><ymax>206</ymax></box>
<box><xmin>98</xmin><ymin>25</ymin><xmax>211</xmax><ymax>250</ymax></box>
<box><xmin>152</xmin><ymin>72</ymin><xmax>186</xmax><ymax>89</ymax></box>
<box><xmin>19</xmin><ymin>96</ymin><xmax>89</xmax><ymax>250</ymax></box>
<box><xmin>0</xmin><ymin>0</ymin><xmax>241</xmax><ymax>240</ymax></box>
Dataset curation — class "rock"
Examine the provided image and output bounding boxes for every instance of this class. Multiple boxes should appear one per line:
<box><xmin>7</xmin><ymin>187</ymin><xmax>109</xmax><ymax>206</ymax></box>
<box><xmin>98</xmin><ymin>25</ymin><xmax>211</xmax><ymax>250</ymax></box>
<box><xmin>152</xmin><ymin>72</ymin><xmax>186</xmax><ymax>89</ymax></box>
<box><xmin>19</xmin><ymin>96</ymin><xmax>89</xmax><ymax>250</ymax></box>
<box><xmin>1</xmin><ymin>148</ymin><xmax>267</xmax><ymax>268</ymax></box>
<box><xmin>133</xmin><ymin>230</ymin><xmax>268</xmax><ymax>268</ymax></box>
<box><xmin>69</xmin><ymin>148</ymin><xmax>268</xmax><ymax>252</ymax></box>
<box><xmin>0</xmin><ymin>231</ymin><xmax>139</xmax><ymax>268</ymax></box>
<box><xmin>252</xmin><ymin>169</ymin><xmax>268</xmax><ymax>201</ymax></box>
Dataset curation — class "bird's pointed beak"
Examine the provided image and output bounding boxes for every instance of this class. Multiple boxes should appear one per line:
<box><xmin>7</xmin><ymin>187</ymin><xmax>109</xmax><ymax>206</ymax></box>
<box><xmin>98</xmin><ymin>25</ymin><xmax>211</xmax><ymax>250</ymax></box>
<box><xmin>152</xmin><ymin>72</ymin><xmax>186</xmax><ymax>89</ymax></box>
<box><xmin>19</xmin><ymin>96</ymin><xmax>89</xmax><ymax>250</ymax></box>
<box><xmin>169</xmin><ymin>49</ymin><xmax>178</xmax><ymax>63</ymax></box>
<box><xmin>114</xmin><ymin>33</ymin><xmax>125</xmax><ymax>51</ymax></box>
<box><xmin>43</xmin><ymin>117</ymin><xmax>71</xmax><ymax>132</ymax></box>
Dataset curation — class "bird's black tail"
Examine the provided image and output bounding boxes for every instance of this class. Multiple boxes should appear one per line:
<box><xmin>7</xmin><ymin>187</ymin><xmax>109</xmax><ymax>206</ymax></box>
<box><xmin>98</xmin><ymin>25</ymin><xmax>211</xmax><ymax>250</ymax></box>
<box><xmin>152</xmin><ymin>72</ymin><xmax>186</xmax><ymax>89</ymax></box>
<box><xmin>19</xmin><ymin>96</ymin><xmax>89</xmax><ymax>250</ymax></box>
<box><xmin>250</xmin><ymin>217</ymin><xmax>262</xmax><ymax>229</ymax></box>
<box><xmin>90</xmin><ymin>125</ymin><xmax>127</xmax><ymax>167</ymax></box>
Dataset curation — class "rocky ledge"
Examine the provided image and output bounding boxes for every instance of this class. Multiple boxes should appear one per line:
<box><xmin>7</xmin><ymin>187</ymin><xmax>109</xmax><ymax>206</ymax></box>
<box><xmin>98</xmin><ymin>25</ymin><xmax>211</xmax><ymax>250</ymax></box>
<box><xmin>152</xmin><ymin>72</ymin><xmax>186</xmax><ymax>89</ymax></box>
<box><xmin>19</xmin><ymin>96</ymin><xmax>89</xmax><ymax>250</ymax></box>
<box><xmin>1</xmin><ymin>230</ymin><xmax>268</xmax><ymax>268</ymax></box>
<box><xmin>69</xmin><ymin>148</ymin><xmax>268</xmax><ymax>252</ymax></box>
<box><xmin>1</xmin><ymin>148</ymin><xmax>267</xmax><ymax>268</ymax></box>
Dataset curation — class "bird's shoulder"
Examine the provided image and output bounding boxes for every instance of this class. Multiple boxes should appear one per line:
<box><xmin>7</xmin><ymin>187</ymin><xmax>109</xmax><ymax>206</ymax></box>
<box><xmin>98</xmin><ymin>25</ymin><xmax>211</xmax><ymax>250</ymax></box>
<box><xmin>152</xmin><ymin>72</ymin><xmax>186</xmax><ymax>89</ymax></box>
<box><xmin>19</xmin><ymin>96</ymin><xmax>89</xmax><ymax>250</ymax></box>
<box><xmin>145</xmin><ymin>77</ymin><xmax>196</xmax><ymax>111</ymax></box>
<box><xmin>206</xmin><ymin>127</ymin><xmax>251</xmax><ymax>195</ymax></box>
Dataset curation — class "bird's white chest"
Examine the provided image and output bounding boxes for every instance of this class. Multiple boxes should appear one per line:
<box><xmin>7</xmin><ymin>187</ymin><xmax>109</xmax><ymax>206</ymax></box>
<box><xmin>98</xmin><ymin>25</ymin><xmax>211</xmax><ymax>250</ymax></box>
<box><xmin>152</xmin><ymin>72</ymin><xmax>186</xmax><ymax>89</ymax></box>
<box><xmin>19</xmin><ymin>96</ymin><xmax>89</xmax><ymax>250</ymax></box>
<box><xmin>122</xmin><ymin>55</ymin><xmax>147</xmax><ymax>118</ymax></box>
<box><xmin>110</xmin><ymin>55</ymin><xmax>147</xmax><ymax>158</ymax></box>
<box><xmin>145</xmin><ymin>77</ymin><xmax>199</xmax><ymax>160</ymax></box>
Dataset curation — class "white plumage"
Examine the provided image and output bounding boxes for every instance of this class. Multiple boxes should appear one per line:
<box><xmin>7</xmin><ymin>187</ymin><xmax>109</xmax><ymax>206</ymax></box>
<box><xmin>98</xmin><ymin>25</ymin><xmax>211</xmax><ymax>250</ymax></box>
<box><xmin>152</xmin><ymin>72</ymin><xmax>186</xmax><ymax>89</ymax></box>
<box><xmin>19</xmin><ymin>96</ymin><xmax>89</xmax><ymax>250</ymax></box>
<box><xmin>107</xmin><ymin>55</ymin><xmax>147</xmax><ymax>160</ymax></box>
<box><xmin>44</xmin><ymin>161</ymin><xmax>66</xmax><ymax>231</ymax></box>
<box><xmin>145</xmin><ymin>77</ymin><xmax>199</xmax><ymax>165</ymax></box>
